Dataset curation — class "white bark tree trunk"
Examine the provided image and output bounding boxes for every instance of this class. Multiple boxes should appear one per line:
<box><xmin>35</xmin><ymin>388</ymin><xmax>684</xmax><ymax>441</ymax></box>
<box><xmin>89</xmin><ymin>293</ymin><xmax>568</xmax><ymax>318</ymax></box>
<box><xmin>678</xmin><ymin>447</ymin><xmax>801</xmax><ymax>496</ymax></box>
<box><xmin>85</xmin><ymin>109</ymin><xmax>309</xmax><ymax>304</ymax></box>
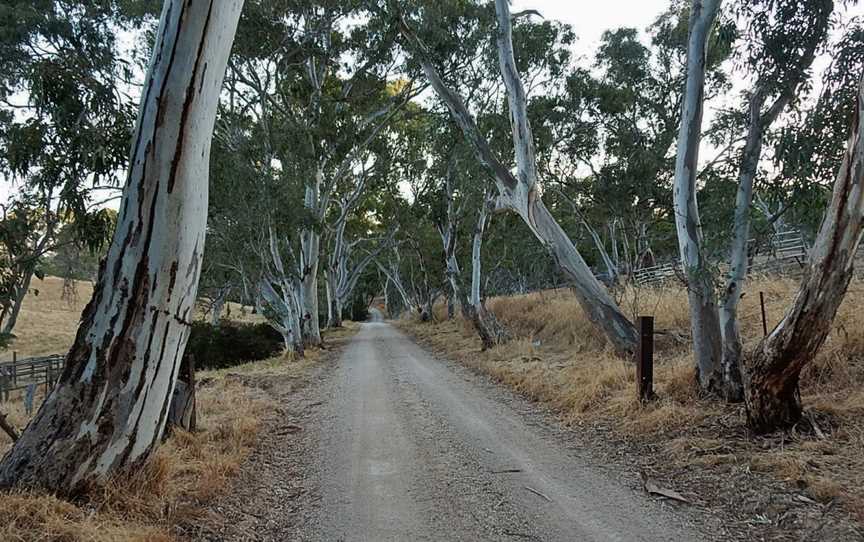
<box><xmin>324</xmin><ymin>173</ymin><xmax>375</xmax><ymax>328</ymax></box>
<box><xmin>300</xmin><ymin>170</ymin><xmax>322</xmax><ymax>346</ymax></box>
<box><xmin>719</xmin><ymin>26</ymin><xmax>820</xmax><ymax>402</ymax></box>
<box><xmin>399</xmin><ymin>2</ymin><xmax>638</xmax><ymax>356</ymax></box>
<box><xmin>261</xmin><ymin>227</ymin><xmax>305</xmax><ymax>355</ymax></box>
<box><xmin>471</xmin><ymin>192</ymin><xmax>491</xmax><ymax>308</ymax></box>
<box><xmin>744</xmin><ymin>75</ymin><xmax>864</xmax><ymax>433</ymax></box>
<box><xmin>465</xmin><ymin>191</ymin><xmax>509</xmax><ymax>349</ymax></box>
<box><xmin>719</xmin><ymin>89</ymin><xmax>794</xmax><ymax>401</ymax></box>
<box><xmin>210</xmin><ymin>287</ymin><xmax>229</xmax><ymax>327</ymax></box>
<box><xmin>0</xmin><ymin>0</ymin><xmax>242</xmax><ymax>494</ymax></box>
<box><xmin>376</xmin><ymin>252</ymin><xmax>419</xmax><ymax>317</ymax></box>
<box><xmin>672</xmin><ymin>0</ymin><xmax>724</xmax><ymax>392</ymax></box>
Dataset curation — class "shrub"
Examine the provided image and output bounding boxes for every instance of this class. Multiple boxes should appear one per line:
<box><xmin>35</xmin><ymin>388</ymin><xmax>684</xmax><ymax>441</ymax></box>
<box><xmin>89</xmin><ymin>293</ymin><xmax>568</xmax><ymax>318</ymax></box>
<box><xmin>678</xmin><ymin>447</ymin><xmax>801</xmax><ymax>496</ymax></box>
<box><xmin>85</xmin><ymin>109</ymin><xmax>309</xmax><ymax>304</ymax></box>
<box><xmin>184</xmin><ymin>321</ymin><xmax>283</xmax><ymax>370</ymax></box>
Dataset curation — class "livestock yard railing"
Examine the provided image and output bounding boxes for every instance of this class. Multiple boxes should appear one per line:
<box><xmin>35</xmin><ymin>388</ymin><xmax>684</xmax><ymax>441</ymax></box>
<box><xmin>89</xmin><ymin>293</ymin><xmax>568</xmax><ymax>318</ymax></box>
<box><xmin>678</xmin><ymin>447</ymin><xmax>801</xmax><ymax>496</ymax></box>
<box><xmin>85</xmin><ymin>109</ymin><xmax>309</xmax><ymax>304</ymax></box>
<box><xmin>633</xmin><ymin>229</ymin><xmax>813</xmax><ymax>287</ymax></box>
<box><xmin>0</xmin><ymin>353</ymin><xmax>65</xmax><ymax>402</ymax></box>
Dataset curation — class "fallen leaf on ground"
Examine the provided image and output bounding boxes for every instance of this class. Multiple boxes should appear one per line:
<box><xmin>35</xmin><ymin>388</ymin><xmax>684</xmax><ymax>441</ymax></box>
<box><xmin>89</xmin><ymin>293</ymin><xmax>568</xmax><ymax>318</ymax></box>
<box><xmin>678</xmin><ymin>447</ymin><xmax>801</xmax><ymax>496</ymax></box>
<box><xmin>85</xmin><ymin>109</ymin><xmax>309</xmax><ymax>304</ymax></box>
<box><xmin>640</xmin><ymin>472</ymin><xmax>690</xmax><ymax>503</ymax></box>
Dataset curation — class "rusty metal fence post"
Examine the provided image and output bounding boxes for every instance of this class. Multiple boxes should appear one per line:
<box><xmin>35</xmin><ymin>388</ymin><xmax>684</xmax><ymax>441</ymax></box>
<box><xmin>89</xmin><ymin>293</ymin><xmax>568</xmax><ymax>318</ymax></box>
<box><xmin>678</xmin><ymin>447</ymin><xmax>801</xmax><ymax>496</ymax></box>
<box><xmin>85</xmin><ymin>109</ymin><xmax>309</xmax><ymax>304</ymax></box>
<box><xmin>636</xmin><ymin>316</ymin><xmax>655</xmax><ymax>403</ymax></box>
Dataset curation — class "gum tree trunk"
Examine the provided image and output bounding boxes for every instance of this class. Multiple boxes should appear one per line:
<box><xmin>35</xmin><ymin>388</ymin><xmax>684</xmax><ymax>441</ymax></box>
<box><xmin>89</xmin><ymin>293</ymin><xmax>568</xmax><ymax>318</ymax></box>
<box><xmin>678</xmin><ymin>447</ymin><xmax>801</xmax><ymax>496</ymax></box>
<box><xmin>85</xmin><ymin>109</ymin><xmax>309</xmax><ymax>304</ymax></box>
<box><xmin>718</xmin><ymin>7</ymin><xmax>824</xmax><ymax>402</ymax></box>
<box><xmin>399</xmin><ymin>1</ymin><xmax>638</xmax><ymax>356</ymax></box>
<box><xmin>467</xmin><ymin>193</ymin><xmax>509</xmax><ymax>349</ymax></box>
<box><xmin>0</xmin><ymin>0</ymin><xmax>242</xmax><ymax>494</ymax></box>
<box><xmin>300</xmin><ymin>171</ymin><xmax>322</xmax><ymax>347</ymax></box>
<box><xmin>719</xmin><ymin>87</ymin><xmax>793</xmax><ymax>402</ymax></box>
<box><xmin>744</xmin><ymin>76</ymin><xmax>864</xmax><ymax>433</ymax></box>
<box><xmin>260</xmin><ymin>227</ymin><xmax>305</xmax><ymax>356</ymax></box>
<box><xmin>672</xmin><ymin>0</ymin><xmax>723</xmax><ymax>392</ymax></box>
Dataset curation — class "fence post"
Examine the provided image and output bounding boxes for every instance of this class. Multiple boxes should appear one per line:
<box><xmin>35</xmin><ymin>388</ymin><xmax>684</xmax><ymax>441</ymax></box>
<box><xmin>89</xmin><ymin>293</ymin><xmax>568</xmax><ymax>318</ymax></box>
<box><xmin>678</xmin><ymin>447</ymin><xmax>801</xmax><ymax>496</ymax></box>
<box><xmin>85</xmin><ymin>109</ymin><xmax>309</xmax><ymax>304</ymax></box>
<box><xmin>636</xmin><ymin>316</ymin><xmax>655</xmax><ymax>403</ymax></box>
<box><xmin>0</xmin><ymin>369</ymin><xmax>7</xmax><ymax>403</ymax></box>
<box><xmin>759</xmin><ymin>291</ymin><xmax>768</xmax><ymax>337</ymax></box>
<box><xmin>11</xmin><ymin>351</ymin><xmax>16</xmax><ymax>387</ymax></box>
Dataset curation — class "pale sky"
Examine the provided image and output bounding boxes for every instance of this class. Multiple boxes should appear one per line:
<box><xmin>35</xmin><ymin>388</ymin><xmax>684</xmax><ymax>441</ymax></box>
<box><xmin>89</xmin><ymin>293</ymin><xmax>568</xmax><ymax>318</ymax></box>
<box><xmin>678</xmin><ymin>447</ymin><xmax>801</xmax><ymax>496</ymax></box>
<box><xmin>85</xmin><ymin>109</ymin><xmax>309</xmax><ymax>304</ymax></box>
<box><xmin>3</xmin><ymin>1</ymin><xmax>862</xmax><ymax>206</ymax></box>
<box><xmin>511</xmin><ymin>0</ymin><xmax>669</xmax><ymax>61</ymax></box>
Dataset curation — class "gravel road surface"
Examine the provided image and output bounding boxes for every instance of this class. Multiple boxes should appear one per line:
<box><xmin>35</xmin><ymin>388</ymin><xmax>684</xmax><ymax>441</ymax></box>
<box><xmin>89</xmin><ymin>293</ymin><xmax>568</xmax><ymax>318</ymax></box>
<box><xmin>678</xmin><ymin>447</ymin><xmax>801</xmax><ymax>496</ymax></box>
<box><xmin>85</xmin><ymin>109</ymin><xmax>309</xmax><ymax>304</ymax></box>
<box><xmin>300</xmin><ymin>315</ymin><xmax>714</xmax><ymax>541</ymax></box>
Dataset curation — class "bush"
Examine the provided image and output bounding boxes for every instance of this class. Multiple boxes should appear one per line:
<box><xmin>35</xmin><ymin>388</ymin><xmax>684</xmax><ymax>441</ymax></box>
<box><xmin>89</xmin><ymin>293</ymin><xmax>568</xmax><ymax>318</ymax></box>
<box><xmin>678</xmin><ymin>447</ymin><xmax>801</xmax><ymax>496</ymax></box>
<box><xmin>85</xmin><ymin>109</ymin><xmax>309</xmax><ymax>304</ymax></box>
<box><xmin>184</xmin><ymin>321</ymin><xmax>283</xmax><ymax>371</ymax></box>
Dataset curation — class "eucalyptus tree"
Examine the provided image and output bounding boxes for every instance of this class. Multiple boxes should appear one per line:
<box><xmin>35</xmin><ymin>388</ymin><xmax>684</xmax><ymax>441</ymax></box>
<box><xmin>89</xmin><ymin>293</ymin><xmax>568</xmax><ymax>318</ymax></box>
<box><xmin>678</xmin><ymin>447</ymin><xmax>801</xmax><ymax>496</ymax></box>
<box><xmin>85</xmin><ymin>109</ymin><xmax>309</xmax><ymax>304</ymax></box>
<box><xmin>672</xmin><ymin>0</ymin><xmax>725</xmax><ymax>394</ymax></box>
<box><xmin>0</xmin><ymin>1</ymin><xmax>139</xmax><ymax>342</ymax></box>
<box><xmin>323</xmin><ymin>163</ymin><xmax>397</xmax><ymax>328</ymax></box>
<box><xmin>207</xmin><ymin>97</ymin><xmax>311</xmax><ymax>352</ymax></box>
<box><xmin>0</xmin><ymin>0</ymin><xmax>242</xmax><ymax>493</ymax></box>
<box><xmin>674</xmin><ymin>0</ymin><xmax>834</xmax><ymax>398</ymax></box>
<box><xmin>225</xmin><ymin>0</ymin><xmax>417</xmax><ymax>347</ymax></box>
<box><xmin>396</xmin><ymin>0</ymin><xmax>639</xmax><ymax>356</ymax></box>
<box><xmin>728</xmin><ymin>20</ymin><xmax>864</xmax><ymax>431</ymax></box>
<box><xmin>744</xmin><ymin>73</ymin><xmax>864</xmax><ymax>432</ymax></box>
<box><xmin>716</xmin><ymin>0</ymin><xmax>833</xmax><ymax>400</ymax></box>
<box><xmin>430</xmin><ymin>137</ymin><xmax>510</xmax><ymax>348</ymax></box>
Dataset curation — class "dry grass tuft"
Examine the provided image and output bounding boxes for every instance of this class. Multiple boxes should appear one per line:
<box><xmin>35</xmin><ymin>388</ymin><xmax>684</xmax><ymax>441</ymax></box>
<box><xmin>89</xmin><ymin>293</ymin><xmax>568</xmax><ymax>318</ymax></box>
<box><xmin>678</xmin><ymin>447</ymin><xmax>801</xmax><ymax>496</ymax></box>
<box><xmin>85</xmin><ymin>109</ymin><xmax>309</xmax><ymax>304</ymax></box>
<box><xmin>403</xmin><ymin>277</ymin><xmax>864</xmax><ymax>520</ymax></box>
<box><xmin>3</xmin><ymin>276</ymin><xmax>94</xmax><ymax>359</ymax></box>
<box><xmin>0</xmin><ymin>373</ymin><xmax>276</xmax><ymax>541</ymax></box>
<box><xmin>0</xmin><ymin>276</ymin><xmax>358</xmax><ymax>540</ymax></box>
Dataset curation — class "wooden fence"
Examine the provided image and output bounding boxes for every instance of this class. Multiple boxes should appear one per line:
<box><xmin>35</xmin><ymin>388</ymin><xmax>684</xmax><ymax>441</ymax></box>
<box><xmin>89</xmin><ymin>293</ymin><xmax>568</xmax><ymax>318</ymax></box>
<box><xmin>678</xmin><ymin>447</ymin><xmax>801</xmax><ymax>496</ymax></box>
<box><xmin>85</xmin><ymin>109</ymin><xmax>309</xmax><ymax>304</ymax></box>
<box><xmin>0</xmin><ymin>353</ymin><xmax>65</xmax><ymax>402</ymax></box>
<box><xmin>633</xmin><ymin>229</ymin><xmax>812</xmax><ymax>287</ymax></box>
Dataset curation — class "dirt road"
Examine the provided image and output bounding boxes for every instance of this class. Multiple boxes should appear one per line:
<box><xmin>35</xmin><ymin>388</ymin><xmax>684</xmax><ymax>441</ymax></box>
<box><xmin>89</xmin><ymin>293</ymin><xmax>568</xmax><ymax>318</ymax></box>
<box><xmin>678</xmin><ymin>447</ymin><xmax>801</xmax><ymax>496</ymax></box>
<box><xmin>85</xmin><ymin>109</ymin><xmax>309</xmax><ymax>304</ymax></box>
<box><xmin>297</xmin><ymin>315</ymin><xmax>714</xmax><ymax>541</ymax></box>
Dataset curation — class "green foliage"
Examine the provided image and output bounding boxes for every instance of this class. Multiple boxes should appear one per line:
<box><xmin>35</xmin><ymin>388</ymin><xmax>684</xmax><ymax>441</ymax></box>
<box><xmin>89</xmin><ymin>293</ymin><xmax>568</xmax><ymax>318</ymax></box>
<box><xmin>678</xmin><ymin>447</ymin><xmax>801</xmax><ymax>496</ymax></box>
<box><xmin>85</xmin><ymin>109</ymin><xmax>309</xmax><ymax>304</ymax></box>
<box><xmin>184</xmin><ymin>321</ymin><xmax>285</xmax><ymax>371</ymax></box>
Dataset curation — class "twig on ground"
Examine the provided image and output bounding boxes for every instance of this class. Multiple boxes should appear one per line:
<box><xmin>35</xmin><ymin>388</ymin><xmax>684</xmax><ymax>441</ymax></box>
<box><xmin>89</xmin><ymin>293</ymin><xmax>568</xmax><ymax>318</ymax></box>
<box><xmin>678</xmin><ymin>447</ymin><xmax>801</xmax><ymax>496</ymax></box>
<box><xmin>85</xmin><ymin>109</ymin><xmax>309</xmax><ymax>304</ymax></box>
<box><xmin>524</xmin><ymin>486</ymin><xmax>551</xmax><ymax>502</ymax></box>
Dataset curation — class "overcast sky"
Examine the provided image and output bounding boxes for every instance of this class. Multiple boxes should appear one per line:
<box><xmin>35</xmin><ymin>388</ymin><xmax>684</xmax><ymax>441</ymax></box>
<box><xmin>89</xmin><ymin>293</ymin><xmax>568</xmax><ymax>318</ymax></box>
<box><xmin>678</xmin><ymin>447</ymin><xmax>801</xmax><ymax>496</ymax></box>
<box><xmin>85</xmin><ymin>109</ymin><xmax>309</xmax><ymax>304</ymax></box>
<box><xmin>4</xmin><ymin>1</ymin><xmax>863</xmax><ymax>206</ymax></box>
<box><xmin>511</xmin><ymin>0</ymin><xmax>669</xmax><ymax>60</ymax></box>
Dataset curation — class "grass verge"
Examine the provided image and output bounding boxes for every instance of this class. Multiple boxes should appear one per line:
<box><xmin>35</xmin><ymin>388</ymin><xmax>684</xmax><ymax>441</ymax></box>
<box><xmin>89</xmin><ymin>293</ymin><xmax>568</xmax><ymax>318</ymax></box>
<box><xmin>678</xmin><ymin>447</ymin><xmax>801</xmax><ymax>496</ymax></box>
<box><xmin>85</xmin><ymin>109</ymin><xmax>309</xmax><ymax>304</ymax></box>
<box><xmin>0</xmin><ymin>321</ymin><xmax>359</xmax><ymax>541</ymax></box>
<box><xmin>398</xmin><ymin>278</ymin><xmax>864</xmax><ymax>526</ymax></box>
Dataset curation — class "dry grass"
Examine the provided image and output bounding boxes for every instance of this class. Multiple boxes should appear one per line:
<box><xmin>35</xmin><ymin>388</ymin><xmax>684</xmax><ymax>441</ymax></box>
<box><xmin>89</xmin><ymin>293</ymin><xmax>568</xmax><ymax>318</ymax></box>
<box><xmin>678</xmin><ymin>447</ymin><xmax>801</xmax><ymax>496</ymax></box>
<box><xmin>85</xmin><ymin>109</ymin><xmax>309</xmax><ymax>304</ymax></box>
<box><xmin>0</xmin><ymin>276</ymin><xmax>357</xmax><ymax>541</ymax></box>
<box><xmin>4</xmin><ymin>276</ymin><xmax>94</xmax><ymax>359</ymax></box>
<box><xmin>403</xmin><ymin>277</ymin><xmax>864</xmax><ymax>521</ymax></box>
<box><xmin>0</xmin><ymin>362</ymin><xmax>282</xmax><ymax>541</ymax></box>
<box><xmin>3</xmin><ymin>276</ymin><xmax>266</xmax><ymax>360</ymax></box>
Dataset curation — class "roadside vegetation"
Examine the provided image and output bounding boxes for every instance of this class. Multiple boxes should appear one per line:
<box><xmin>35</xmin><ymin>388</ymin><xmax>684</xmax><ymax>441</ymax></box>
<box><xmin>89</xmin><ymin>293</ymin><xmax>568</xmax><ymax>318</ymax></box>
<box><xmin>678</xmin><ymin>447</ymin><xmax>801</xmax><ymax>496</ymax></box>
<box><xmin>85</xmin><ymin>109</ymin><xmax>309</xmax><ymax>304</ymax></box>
<box><xmin>400</xmin><ymin>276</ymin><xmax>864</xmax><ymax>523</ymax></box>
<box><xmin>2</xmin><ymin>0</ymin><xmax>864</xmax><ymax>538</ymax></box>
<box><xmin>0</xmin><ymin>278</ymin><xmax>357</xmax><ymax>541</ymax></box>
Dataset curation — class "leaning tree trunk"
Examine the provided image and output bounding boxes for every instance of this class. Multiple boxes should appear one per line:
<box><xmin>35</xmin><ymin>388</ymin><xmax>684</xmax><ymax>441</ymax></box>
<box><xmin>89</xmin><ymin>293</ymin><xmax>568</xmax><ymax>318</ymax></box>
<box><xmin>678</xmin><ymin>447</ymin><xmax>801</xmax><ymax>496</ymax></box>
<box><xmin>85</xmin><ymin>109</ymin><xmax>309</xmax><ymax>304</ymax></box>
<box><xmin>1</xmin><ymin>268</ymin><xmax>34</xmax><ymax>337</ymax></box>
<box><xmin>399</xmin><ymin>2</ymin><xmax>638</xmax><ymax>356</ymax></box>
<box><xmin>0</xmin><ymin>0</ymin><xmax>242</xmax><ymax>494</ymax></box>
<box><xmin>744</xmin><ymin>76</ymin><xmax>864</xmax><ymax>433</ymax></box>
<box><xmin>467</xmin><ymin>200</ymin><xmax>509</xmax><ymax>350</ymax></box>
<box><xmin>672</xmin><ymin>0</ymin><xmax>724</xmax><ymax>393</ymax></box>
<box><xmin>719</xmin><ymin>87</ymin><xmax>791</xmax><ymax>402</ymax></box>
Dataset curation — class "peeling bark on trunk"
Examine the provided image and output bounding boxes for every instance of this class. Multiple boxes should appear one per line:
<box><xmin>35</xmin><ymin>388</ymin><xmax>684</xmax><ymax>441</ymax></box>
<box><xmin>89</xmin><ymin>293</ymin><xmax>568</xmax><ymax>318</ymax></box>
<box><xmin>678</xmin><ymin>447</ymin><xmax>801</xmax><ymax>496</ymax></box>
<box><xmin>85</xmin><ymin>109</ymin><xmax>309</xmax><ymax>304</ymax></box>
<box><xmin>672</xmin><ymin>0</ymin><xmax>723</xmax><ymax>393</ymax></box>
<box><xmin>399</xmin><ymin>2</ymin><xmax>638</xmax><ymax>356</ymax></box>
<box><xmin>0</xmin><ymin>0</ymin><xmax>242</xmax><ymax>494</ymax></box>
<box><xmin>300</xmin><ymin>174</ymin><xmax>322</xmax><ymax>347</ymax></box>
<box><xmin>260</xmin><ymin>228</ymin><xmax>305</xmax><ymax>356</ymax></box>
<box><xmin>467</xmin><ymin>197</ymin><xmax>509</xmax><ymax>349</ymax></box>
<box><xmin>744</xmin><ymin>77</ymin><xmax>864</xmax><ymax>433</ymax></box>
<box><xmin>719</xmin><ymin>19</ymin><xmax>821</xmax><ymax>403</ymax></box>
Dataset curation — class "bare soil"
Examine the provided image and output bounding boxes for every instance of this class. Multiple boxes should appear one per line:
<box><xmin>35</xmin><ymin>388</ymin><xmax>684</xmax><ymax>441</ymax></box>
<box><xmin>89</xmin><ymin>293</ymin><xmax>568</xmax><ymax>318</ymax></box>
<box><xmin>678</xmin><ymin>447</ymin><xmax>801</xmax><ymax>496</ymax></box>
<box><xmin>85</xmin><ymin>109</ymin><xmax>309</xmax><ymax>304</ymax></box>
<box><xmin>187</xmin><ymin>320</ymin><xmax>806</xmax><ymax>541</ymax></box>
